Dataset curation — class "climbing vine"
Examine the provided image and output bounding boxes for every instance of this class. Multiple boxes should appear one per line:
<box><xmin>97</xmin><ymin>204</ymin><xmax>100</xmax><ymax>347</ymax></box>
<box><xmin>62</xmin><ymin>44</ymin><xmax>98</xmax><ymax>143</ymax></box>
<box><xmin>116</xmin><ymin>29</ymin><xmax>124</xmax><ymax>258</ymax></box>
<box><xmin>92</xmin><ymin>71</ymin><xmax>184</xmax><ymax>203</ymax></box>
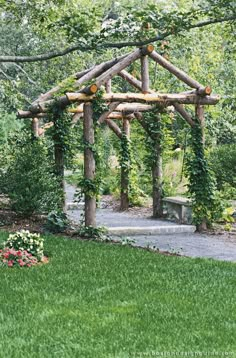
<box><xmin>118</xmin><ymin>128</ymin><xmax>144</xmax><ymax>206</ymax></box>
<box><xmin>76</xmin><ymin>90</ymin><xmax>108</xmax><ymax>203</ymax></box>
<box><xmin>142</xmin><ymin>106</ymin><xmax>174</xmax><ymax>198</ymax></box>
<box><xmin>185</xmin><ymin>122</ymin><xmax>223</xmax><ymax>228</ymax></box>
<box><xmin>46</xmin><ymin>99</ymin><xmax>79</xmax><ymax>169</ymax></box>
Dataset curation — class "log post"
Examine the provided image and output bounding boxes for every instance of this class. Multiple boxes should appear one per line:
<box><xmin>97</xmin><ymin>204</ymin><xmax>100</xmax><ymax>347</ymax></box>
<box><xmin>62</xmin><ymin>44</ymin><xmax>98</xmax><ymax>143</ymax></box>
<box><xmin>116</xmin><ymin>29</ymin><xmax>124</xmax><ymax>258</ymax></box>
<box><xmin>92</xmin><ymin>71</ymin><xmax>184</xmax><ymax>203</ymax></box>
<box><xmin>31</xmin><ymin>118</ymin><xmax>39</xmax><ymax>137</ymax></box>
<box><xmin>141</xmin><ymin>55</ymin><xmax>149</xmax><ymax>93</ymax></box>
<box><xmin>152</xmin><ymin>137</ymin><xmax>163</xmax><ymax>218</ymax></box>
<box><xmin>83</xmin><ymin>102</ymin><xmax>96</xmax><ymax>227</ymax></box>
<box><xmin>54</xmin><ymin>142</ymin><xmax>66</xmax><ymax>211</ymax></box>
<box><xmin>134</xmin><ymin>112</ymin><xmax>163</xmax><ymax>217</ymax></box>
<box><xmin>195</xmin><ymin>104</ymin><xmax>207</xmax><ymax>231</ymax></box>
<box><xmin>151</xmin><ymin>114</ymin><xmax>163</xmax><ymax>218</ymax></box>
<box><xmin>120</xmin><ymin>118</ymin><xmax>130</xmax><ymax>211</ymax></box>
<box><xmin>195</xmin><ymin>104</ymin><xmax>205</xmax><ymax>144</ymax></box>
<box><xmin>105</xmin><ymin>79</ymin><xmax>112</xmax><ymax>93</ymax></box>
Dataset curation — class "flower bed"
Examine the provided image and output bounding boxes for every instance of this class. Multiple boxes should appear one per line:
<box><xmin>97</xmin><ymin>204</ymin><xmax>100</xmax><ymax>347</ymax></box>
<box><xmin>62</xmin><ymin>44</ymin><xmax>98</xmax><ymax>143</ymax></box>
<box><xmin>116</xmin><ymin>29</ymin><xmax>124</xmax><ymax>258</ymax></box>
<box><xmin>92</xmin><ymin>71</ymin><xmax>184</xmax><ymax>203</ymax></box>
<box><xmin>0</xmin><ymin>230</ymin><xmax>46</xmax><ymax>268</ymax></box>
<box><xmin>0</xmin><ymin>247</ymin><xmax>38</xmax><ymax>267</ymax></box>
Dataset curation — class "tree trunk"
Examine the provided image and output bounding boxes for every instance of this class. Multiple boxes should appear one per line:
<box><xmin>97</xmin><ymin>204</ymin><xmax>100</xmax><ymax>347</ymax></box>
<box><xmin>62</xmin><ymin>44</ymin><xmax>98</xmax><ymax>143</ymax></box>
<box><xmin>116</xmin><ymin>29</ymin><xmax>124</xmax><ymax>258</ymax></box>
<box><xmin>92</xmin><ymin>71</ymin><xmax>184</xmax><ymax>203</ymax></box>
<box><xmin>83</xmin><ymin>102</ymin><xmax>96</xmax><ymax>227</ymax></box>
<box><xmin>152</xmin><ymin>134</ymin><xmax>163</xmax><ymax>218</ymax></box>
<box><xmin>120</xmin><ymin>118</ymin><xmax>130</xmax><ymax>211</ymax></box>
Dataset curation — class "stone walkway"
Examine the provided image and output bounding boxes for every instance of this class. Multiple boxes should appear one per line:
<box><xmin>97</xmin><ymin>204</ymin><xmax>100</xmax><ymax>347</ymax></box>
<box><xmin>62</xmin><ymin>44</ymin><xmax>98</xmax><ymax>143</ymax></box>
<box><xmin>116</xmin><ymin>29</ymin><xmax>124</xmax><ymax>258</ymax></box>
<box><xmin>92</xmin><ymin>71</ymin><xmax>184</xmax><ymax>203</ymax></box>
<box><xmin>65</xmin><ymin>183</ymin><xmax>236</xmax><ymax>263</ymax></box>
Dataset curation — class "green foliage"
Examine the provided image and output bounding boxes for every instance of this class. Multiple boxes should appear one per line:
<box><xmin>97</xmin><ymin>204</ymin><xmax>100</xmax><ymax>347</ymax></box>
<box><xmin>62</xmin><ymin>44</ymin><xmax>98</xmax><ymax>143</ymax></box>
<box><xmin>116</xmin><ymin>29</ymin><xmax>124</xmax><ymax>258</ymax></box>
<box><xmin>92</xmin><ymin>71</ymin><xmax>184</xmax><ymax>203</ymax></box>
<box><xmin>5</xmin><ymin>230</ymin><xmax>44</xmax><ymax>261</ymax></box>
<box><xmin>185</xmin><ymin>124</ymin><xmax>224</xmax><ymax>227</ymax></box>
<box><xmin>218</xmin><ymin>207</ymin><xmax>235</xmax><ymax>224</ymax></box>
<box><xmin>92</xmin><ymin>89</ymin><xmax>109</xmax><ymax>121</ymax></box>
<box><xmin>76</xmin><ymin>177</ymin><xmax>101</xmax><ymax>202</ymax></box>
<box><xmin>44</xmin><ymin>210</ymin><xmax>70</xmax><ymax>233</ymax></box>
<box><xmin>119</xmin><ymin>132</ymin><xmax>144</xmax><ymax>206</ymax></box>
<box><xmin>77</xmin><ymin>225</ymin><xmax>109</xmax><ymax>241</ymax></box>
<box><xmin>0</xmin><ymin>137</ymin><xmax>62</xmax><ymax>217</ymax></box>
<box><xmin>46</xmin><ymin>101</ymin><xmax>80</xmax><ymax>169</ymax></box>
<box><xmin>209</xmin><ymin>144</ymin><xmax>236</xmax><ymax>190</ymax></box>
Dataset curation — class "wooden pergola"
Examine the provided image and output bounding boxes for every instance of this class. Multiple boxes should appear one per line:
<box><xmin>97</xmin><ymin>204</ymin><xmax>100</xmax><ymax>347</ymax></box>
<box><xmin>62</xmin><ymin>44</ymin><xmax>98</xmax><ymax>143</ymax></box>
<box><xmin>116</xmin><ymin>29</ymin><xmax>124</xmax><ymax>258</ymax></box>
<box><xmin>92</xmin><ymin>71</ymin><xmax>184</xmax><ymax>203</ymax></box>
<box><xmin>18</xmin><ymin>44</ymin><xmax>220</xmax><ymax>227</ymax></box>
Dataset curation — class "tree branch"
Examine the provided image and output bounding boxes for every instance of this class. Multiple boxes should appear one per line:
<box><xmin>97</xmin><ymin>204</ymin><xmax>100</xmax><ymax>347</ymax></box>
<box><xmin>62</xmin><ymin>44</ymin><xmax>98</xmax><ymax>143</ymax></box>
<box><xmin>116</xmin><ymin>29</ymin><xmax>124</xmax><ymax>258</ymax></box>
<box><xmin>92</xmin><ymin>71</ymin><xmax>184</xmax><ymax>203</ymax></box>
<box><xmin>0</xmin><ymin>15</ymin><xmax>234</xmax><ymax>63</ymax></box>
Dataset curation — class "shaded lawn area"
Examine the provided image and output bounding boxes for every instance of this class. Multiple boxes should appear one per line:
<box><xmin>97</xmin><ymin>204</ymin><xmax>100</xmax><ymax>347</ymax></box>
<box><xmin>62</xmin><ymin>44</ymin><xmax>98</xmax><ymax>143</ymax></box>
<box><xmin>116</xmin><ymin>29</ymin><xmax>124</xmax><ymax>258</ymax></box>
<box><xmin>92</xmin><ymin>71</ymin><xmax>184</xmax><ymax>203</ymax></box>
<box><xmin>0</xmin><ymin>232</ymin><xmax>235</xmax><ymax>358</ymax></box>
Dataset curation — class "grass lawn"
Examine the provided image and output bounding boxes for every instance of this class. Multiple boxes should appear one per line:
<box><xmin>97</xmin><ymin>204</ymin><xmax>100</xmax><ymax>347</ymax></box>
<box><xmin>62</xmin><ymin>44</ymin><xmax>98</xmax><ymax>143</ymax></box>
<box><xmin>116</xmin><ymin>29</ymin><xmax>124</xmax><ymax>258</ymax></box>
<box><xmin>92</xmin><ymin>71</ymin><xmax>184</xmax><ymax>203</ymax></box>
<box><xmin>0</xmin><ymin>231</ymin><xmax>235</xmax><ymax>358</ymax></box>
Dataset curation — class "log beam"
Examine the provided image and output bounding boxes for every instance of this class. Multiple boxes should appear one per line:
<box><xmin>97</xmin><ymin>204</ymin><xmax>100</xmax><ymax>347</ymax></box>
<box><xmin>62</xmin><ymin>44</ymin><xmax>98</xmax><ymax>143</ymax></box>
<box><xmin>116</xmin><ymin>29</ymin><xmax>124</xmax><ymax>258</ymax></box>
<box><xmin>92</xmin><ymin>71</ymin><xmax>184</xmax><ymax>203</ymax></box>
<box><xmin>149</xmin><ymin>51</ymin><xmax>212</xmax><ymax>95</ymax></box>
<box><xmin>66</xmin><ymin>92</ymin><xmax>220</xmax><ymax>105</ymax></box>
<box><xmin>32</xmin><ymin>54</ymin><xmax>127</xmax><ymax>104</ymax></box>
<box><xmin>94</xmin><ymin>45</ymin><xmax>154</xmax><ymax>89</ymax></box>
<box><xmin>105</xmin><ymin>118</ymin><xmax>122</xmax><ymax>138</ymax></box>
<box><xmin>173</xmin><ymin>103</ymin><xmax>195</xmax><ymax>127</ymax></box>
<box><xmin>97</xmin><ymin>102</ymin><xmax>121</xmax><ymax>124</ymax></box>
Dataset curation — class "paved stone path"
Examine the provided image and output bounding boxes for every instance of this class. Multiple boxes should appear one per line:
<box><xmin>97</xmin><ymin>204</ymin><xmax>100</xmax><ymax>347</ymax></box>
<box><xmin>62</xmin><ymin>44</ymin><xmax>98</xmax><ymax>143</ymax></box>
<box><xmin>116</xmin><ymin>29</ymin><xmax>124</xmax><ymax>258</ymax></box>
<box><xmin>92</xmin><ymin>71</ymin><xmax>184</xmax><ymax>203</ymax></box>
<box><xmin>65</xmin><ymin>183</ymin><xmax>236</xmax><ymax>263</ymax></box>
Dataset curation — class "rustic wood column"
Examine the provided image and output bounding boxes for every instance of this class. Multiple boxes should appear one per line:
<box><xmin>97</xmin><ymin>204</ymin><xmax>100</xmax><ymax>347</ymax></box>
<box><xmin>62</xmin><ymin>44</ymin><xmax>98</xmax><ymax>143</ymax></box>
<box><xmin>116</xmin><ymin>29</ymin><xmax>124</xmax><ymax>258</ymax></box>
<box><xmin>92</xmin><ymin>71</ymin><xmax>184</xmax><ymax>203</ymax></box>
<box><xmin>83</xmin><ymin>102</ymin><xmax>96</xmax><ymax>227</ymax></box>
<box><xmin>141</xmin><ymin>55</ymin><xmax>149</xmax><ymax>93</ymax></box>
<box><xmin>54</xmin><ymin>141</ymin><xmax>65</xmax><ymax>211</ymax></box>
<box><xmin>195</xmin><ymin>104</ymin><xmax>205</xmax><ymax>144</ymax></box>
<box><xmin>31</xmin><ymin>118</ymin><xmax>39</xmax><ymax>137</ymax></box>
<box><xmin>105</xmin><ymin>79</ymin><xmax>112</xmax><ymax>93</ymax></box>
<box><xmin>152</xmin><ymin>116</ymin><xmax>163</xmax><ymax>218</ymax></box>
<box><xmin>195</xmin><ymin>104</ymin><xmax>207</xmax><ymax>231</ymax></box>
<box><xmin>120</xmin><ymin>118</ymin><xmax>130</xmax><ymax>211</ymax></box>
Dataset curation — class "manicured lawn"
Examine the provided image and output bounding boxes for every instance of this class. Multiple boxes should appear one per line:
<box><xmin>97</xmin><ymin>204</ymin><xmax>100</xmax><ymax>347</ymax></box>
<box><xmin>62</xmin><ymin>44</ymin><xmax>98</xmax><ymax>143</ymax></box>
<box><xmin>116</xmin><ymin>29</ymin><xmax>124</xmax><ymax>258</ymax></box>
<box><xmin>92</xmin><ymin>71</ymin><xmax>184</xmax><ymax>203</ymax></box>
<box><xmin>0</xmin><ymin>231</ymin><xmax>235</xmax><ymax>358</ymax></box>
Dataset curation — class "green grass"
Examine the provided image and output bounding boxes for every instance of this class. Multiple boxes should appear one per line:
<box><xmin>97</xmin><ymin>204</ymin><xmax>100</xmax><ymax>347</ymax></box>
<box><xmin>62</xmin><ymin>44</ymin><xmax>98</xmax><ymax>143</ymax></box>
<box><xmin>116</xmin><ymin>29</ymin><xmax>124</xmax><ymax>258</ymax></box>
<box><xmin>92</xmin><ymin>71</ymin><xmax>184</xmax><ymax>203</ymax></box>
<box><xmin>0</xmin><ymin>232</ymin><xmax>236</xmax><ymax>358</ymax></box>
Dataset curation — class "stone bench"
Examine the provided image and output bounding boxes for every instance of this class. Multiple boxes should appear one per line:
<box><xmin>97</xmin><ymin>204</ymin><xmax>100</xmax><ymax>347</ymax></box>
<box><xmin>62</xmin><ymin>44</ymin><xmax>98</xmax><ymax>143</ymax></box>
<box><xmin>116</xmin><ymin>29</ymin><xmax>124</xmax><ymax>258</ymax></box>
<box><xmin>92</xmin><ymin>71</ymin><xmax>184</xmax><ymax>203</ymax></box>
<box><xmin>162</xmin><ymin>196</ymin><xmax>192</xmax><ymax>224</ymax></box>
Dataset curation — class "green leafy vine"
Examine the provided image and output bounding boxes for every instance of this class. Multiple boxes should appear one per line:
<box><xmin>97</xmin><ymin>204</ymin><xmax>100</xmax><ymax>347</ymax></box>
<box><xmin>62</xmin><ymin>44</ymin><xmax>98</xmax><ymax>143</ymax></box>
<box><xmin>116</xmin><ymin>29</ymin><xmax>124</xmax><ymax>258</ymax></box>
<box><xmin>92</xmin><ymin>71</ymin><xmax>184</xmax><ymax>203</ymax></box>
<box><xmin>185</xmin><ymin>123</ymin><xmax>224</xmax><ymax>228</ymax></box>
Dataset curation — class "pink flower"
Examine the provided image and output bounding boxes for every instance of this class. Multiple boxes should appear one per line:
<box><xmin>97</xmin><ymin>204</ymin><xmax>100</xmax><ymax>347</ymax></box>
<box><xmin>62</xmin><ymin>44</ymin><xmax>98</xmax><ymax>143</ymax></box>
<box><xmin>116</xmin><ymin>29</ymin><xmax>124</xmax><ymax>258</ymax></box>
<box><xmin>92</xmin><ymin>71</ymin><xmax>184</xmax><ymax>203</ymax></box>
<box><xmin>27</xmin><ymin>264</ymin><xmax>31</xmax><ymax>267</ymax></box>
<box><xmin>17</xmin><ymin>251</ymin><xmax>22</xmax><ymax>257</ymax></box>
<box><xmin>3</xmin><ymin>253</ymin><xmax>9</xmax><ymax>259</ymax></box>
<box><xmin>8</xmin><ymin>260</ymin><xmax>13</xmax><ymax>267</ymax></box>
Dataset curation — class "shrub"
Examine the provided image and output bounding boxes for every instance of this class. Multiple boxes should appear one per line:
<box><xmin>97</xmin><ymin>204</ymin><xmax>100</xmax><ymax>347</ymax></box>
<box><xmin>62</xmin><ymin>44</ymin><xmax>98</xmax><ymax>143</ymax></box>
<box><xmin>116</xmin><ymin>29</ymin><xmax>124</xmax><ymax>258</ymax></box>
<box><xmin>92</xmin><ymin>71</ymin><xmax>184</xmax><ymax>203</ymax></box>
<box><xmin>0</xmin><ymin>138</ymin><xmax>63</xmax><ymax>217</ymax></box>
<box><xmin>0</xmin><ymin>247</ymin><xmax>38</xmax><ymax>268</ymax></box>
<box><xmin>44</xmin><ymin>210</ymin><xmax>69</xmax><ymax>233</ymax></box>
<box><xmin>209</xmin><ymin>144</ymin><xmax>236</xmax><ymax>190</ymax></box>
<box><xmin>4</xmin><ymin>230</ymin><xmax>44</xmax><ymax>261</ymax></box>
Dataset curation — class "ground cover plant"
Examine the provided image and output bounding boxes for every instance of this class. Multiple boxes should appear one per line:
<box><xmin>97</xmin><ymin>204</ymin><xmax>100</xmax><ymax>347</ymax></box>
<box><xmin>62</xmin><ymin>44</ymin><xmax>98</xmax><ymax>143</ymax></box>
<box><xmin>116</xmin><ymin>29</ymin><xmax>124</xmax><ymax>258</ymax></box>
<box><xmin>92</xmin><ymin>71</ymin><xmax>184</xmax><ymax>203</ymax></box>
<box><xmin>0</xmin><ymin>231</ymin><xmax>235</xmax><ymax>357</ymax></box>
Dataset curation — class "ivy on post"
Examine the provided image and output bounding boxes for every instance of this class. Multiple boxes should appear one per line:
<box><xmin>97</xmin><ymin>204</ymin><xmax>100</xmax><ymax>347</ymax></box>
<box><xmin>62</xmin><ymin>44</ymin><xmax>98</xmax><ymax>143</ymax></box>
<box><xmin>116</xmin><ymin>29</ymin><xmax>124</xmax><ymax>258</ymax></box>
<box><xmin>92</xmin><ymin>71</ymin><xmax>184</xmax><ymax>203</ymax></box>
<box><xmin>152</xmin><ymin>115</ymin><xmax>163</xmax><ymax>218</ymax></box>
<box><xmin>120</xmin><ymin>117</ymin><xmax>130</xmax><ymax>211</ymax></box>
<box><xmin>54</xmin><ymin>138</ymin><xmax>65</xmax><ymax>210</ymax></box>
<box><xmin>46</xmin><ymin>101</ymin><xmax>73</xmax><ymax>212</ymax></box>
<box><xmin>135</xmin><ymin>110</ymin><xmax>164</xmax><ymax>218</ymax></box>
<box><xmin>83</xmin><ymin>102</ymin><xmax>96</xmax><ymax>227</ymax></box>
<box><xmin>185</xmin><ymin>105</ymin><xmax>223</xmax><ymax>231</ymax></box>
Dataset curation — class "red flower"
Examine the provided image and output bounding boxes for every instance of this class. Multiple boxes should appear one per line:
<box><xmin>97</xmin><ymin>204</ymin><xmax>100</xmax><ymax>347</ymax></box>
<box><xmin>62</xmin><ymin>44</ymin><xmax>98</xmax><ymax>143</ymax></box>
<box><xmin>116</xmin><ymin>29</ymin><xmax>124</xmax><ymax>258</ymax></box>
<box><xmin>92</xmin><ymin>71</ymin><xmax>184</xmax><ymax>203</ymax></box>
<box><xmin>3</xmin><ymin>252</ymin><xmax>9</xmax><ymax>259</ymax></box>
<box><xmin>17</xmin><ymin>251</ymin><xmax>22</xmax><ymax>257</ymax></box>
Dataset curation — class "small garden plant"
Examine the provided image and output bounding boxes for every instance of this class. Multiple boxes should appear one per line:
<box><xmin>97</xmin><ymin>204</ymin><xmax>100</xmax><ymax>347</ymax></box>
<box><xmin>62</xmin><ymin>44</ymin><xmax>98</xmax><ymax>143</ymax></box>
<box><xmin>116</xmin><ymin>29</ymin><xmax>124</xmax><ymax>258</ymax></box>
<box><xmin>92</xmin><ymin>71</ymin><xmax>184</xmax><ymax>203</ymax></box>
<box><xmin>0</xmin><ymin>247</ymin><xmax>38</xmax><ymax>268</ymax></box>
<box><xmin>0</xmin><ymin>230</ymin><xmax>44</xmax><ymax>268</ymax></box>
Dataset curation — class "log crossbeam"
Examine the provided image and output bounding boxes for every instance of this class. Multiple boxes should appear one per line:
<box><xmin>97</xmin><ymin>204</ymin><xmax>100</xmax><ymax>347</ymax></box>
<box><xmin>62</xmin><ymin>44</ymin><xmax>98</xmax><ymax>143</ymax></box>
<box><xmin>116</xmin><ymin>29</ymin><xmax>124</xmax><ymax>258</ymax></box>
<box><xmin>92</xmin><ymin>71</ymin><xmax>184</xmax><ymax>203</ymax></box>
<box><xmin>66</xmin><ymin>92</ymin><xmax>220</xmax><ymax>106</ymax></box>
